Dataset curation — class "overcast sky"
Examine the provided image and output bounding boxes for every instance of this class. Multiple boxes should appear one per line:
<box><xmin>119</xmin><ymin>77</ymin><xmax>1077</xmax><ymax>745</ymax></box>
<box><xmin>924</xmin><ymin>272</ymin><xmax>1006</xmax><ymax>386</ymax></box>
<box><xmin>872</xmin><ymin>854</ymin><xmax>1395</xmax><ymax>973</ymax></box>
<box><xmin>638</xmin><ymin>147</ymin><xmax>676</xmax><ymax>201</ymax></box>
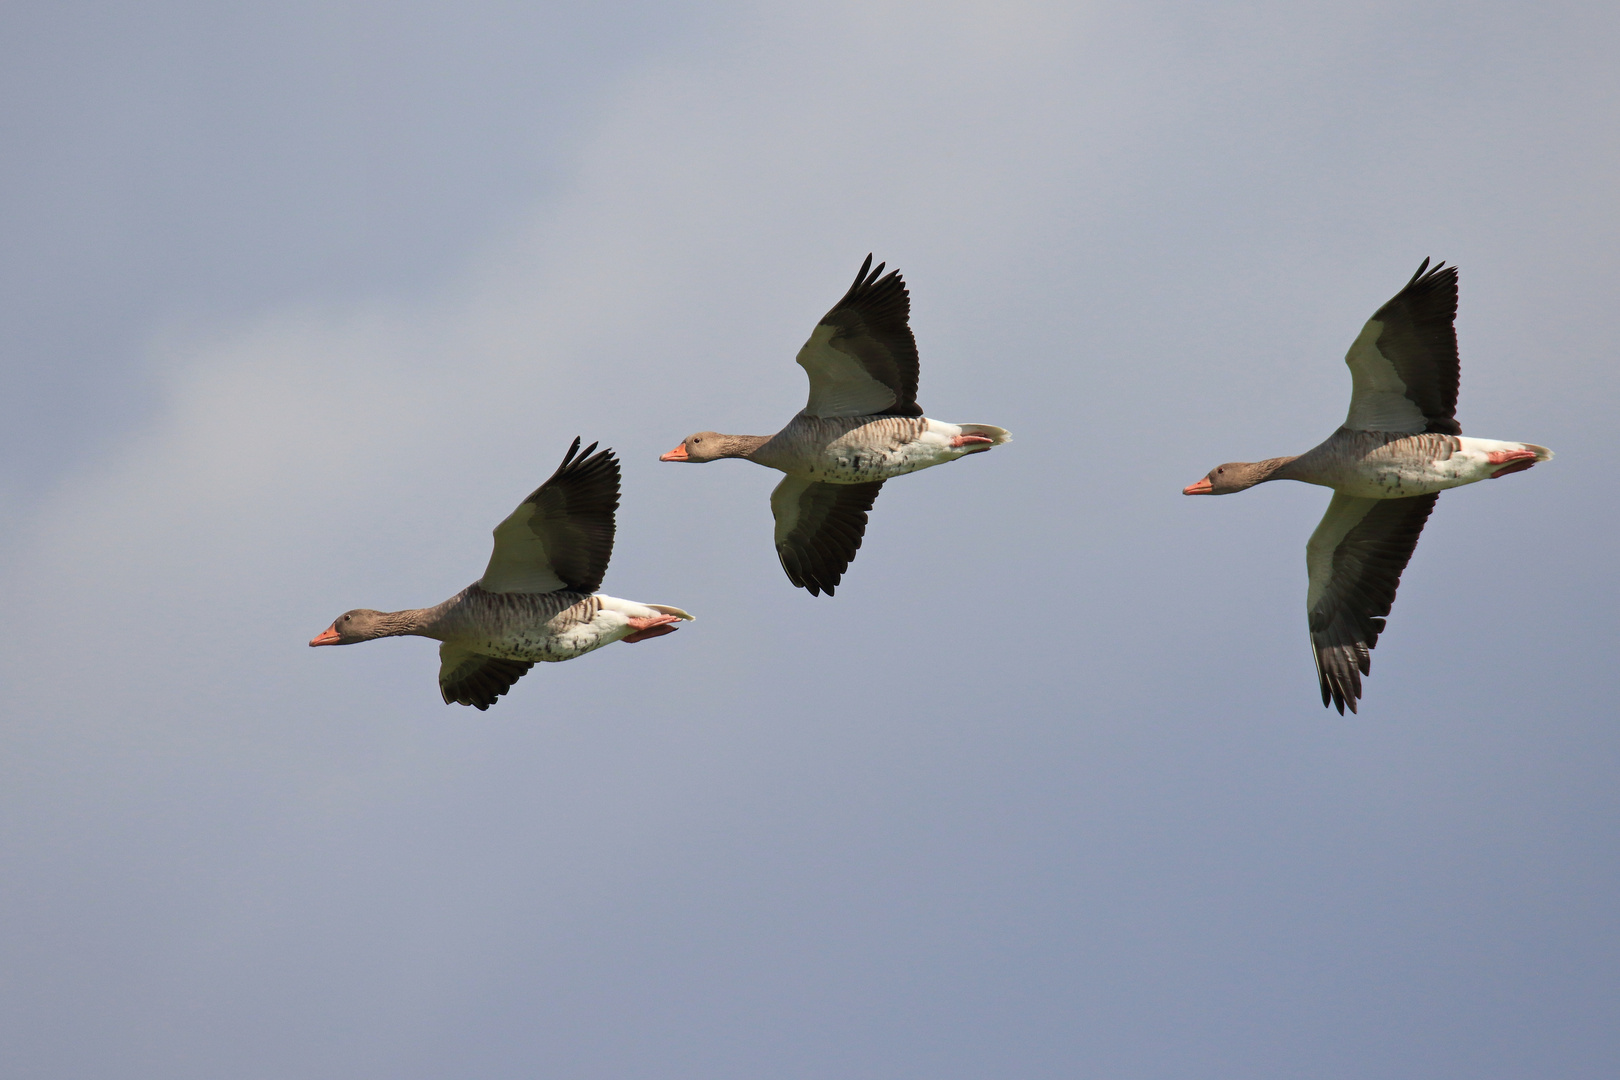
<box><xmin>2</xmin><ymin>2</ymin><xmax>1616</xmax><ymax>1077</ymax></box>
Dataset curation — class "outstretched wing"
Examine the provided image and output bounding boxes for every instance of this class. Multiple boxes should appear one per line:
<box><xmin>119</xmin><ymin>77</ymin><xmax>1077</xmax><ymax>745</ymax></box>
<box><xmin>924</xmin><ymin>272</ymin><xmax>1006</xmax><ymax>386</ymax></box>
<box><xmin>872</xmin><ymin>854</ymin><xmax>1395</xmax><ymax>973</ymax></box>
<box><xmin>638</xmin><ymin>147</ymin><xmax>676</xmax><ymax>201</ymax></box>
<box><xmin>1343</xmin><ymin>259</ymin><xmax>1462</xmax><ymax>435</ymax></box>
<box><xmin>479</xmin><ymin>438</ymin><xmax>619</xmax><ymax>594</ymax></box>
<box><xmin>1305</xmin><ymin>492</ymin><xmax>1439</xmax><ymax>714</ymax></box>
<box><xmin>794</xmin><ymin>254</ymin><xmax>923</xmax><ymax>419</ymax></box>
<box><xmin>770</xmin><ymin>476</ymin><xmax>885</xmax><ymax>596</ymax></box>
<box><xmin>439</xmin><ymin>644</ymin><xmax>534</xmax><ymax>711</ymax></box>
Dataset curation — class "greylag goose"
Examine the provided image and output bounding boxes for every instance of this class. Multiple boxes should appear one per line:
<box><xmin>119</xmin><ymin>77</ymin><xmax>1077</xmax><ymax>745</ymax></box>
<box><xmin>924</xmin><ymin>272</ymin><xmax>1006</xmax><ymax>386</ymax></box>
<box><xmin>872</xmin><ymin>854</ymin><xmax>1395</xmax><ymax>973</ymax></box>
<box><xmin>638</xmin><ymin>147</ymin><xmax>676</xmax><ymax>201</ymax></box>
<box><xmin>660</xmin><ymin>255</ymin><xmax>1010</xmax><ymax>595</ymax></box>
<box><xmin>310</xmin><ymin>438</ymin><xmax>693</xmax><ymax>710</ymax></box>
<box><xmin>1183</xmin><ymin>260</ymin><xmax>1551</xmax><ymax>714</ymax></box>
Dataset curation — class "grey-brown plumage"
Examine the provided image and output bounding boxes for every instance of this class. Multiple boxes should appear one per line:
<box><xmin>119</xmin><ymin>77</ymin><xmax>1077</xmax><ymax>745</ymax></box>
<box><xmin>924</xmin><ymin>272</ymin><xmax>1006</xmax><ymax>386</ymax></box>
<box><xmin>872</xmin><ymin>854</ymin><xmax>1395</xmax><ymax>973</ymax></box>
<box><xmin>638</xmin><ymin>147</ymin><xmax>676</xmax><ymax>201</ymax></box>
<box><xmin>1307</xmin><ymin>493</ymin><xmax>1438</xmax><ymax>714</ymax></box>
<box><xmin>310</xmin><ymin>438</ymin><xmax>693</xmax><ymax>710</ymax></box>
<box><xmin>1183</xmin><ymin>259</ymin><xmax>1552</xmax><ymax>713</ymax></box>
<box><xmin>660</xmin><ymin>254</ymin><xmax>1010</xmax><ymax>596</ymax></box>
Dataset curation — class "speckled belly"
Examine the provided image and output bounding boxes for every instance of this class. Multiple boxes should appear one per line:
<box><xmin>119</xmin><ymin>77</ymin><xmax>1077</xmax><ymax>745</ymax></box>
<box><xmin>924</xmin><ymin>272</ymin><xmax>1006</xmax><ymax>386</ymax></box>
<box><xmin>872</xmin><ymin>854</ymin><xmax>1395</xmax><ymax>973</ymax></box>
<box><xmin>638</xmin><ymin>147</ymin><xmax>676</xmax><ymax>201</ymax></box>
<box><xmin>1331</xmin><ymin>467</ymin><xmax>1458</xmax><ymax>499</ymax></box>
<box><xmin>475</xmin><ymin>631</ymin><xmax>594</xmax><ymax>662</ymax></box>
<box><xmin>444</xmin><ymin>589</ymin><xmax>621</xmax><ymax>662</ymax></box>
<box><xmin>811</xmin><ymin>444</ymin><xmax>932</xmax><ymax>482</ymax></box>
<box><xmin>761</xmin><ymin>416</ymin><xmax>944</xmax><ymax>483</ymax></box>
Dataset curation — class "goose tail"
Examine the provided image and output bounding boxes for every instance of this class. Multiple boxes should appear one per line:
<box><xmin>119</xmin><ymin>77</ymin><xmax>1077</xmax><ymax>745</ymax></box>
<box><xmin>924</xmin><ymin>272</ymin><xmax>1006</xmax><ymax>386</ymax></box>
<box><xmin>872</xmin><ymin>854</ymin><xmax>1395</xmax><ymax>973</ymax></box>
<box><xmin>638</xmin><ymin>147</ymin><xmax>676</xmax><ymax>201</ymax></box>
<box><xmin>957</xmin><ymin>424</ymin><xmax>1011</xmax><ymax>446</ymax></box>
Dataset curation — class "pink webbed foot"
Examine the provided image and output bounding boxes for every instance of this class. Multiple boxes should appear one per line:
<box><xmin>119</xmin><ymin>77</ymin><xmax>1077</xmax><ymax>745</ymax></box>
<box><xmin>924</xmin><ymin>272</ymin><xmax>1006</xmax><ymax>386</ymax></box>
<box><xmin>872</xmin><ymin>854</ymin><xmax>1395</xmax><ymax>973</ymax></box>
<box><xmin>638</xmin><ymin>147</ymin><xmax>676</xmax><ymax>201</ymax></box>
<box><xmin>950</xmin><ymin>434</ymin><xmax>995</xmax><ymax>449</ymax></box>
<box><xmin>623</xmin><ymin>614</ymin><xmax>682</xmax><ymax>643</ymax></box>
<box><xmin>1486</xmin><ymin>449</ymin><xmax>1539</xmax><ymax>478</ymax></box>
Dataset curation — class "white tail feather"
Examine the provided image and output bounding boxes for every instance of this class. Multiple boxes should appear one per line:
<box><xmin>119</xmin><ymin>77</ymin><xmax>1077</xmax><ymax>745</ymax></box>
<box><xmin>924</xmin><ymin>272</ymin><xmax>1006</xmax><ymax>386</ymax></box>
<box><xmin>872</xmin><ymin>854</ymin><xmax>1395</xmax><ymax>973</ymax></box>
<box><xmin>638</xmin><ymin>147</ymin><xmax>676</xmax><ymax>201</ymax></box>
<box><xmin>958</xmin><ymin>424</ymin><xmax>1011</xmax><ymax>445</ymax></box>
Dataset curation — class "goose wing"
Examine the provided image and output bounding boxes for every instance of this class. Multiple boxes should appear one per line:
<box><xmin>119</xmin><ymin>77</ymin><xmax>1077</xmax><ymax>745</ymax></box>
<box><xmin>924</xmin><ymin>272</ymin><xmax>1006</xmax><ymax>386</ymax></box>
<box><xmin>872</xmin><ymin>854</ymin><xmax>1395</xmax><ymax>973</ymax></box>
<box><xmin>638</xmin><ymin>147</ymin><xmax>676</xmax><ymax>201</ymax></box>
<box><xmin>439</xmin><ymin>644</ymin><xmax>534</xmax><ymax>711</ymax></box>
<box><xmin>479</xmin><ymin>437</ymin><xmax>619</xmax><ymax>594</ymax></box>
<box><xmin>1343</xmin><ymin>259</ymin><xmax>1461</xmax><ymax>435</ymax></box>
<box><xmin>794</xmin><ymin>254</ymin><xmax>923</xmax><ymax>419</ymax></box>
<box><xmin>770</xmin><ymin>476</ymin><xmax>884</xmax><ymax>596</ymax></box>
<box><xmin>1305</xmin><ymin>492</ymin><xmax>1439</xmax><ymax>714</ymax></box>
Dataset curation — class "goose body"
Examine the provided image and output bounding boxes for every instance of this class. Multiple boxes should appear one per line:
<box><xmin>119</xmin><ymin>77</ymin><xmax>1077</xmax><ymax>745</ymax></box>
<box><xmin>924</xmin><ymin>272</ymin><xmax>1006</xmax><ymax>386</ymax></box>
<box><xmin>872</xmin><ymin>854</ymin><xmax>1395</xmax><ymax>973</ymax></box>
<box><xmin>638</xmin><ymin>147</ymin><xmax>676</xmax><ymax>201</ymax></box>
<box><xmin>661</xmin><ymin>255</ymin><xmax>1010</xmax><ymax>595</ymax></box>
<box><xmin>1251</xmin><ymin>430</ymin><xmax>1553</xmax><ymax>499</ymax></box>
<box><xmin>310</xmin><ymin>439</ymin><xmax>693</xmax><ymax>710</ymax></box>
<box><xmin>748</xmin><ymin>415</ymin><xmax>1007</xmax><ymax>483</ymax></box>
<box><xmin>1183</xmin><ymin>260</ymin><xmax>1552</xmax><ymax>714</ymax></box>
<box><xmin>412</xmin><ymin>587</ymin><xmax>691</xmax><ymax>662</ymax></box>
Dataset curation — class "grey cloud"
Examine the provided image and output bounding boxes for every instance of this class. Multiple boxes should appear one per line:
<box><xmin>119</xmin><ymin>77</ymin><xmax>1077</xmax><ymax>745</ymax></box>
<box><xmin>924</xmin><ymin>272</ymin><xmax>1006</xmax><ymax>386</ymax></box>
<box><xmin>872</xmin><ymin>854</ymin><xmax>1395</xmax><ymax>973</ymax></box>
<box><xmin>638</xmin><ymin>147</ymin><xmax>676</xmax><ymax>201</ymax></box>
<box><xmin>1</xmin><ymin>2</ymin><xmax>1615</xmax><ymax>1078</ymax></box>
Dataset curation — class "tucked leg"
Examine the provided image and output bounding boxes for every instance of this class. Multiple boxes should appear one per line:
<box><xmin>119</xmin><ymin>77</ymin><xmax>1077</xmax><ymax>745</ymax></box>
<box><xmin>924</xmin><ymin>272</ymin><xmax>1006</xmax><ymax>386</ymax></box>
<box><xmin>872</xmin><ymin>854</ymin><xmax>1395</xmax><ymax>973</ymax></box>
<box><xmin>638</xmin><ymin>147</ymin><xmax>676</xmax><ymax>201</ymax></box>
<box><xmin>623</xmin><ymin>614</ymin><xmax>682</xmax><ymax>643</ymax></box>
<box><xmin>1486</xmin><ymin>449</ymin><xmax>1539</xmax><ymax>478</ymax></box>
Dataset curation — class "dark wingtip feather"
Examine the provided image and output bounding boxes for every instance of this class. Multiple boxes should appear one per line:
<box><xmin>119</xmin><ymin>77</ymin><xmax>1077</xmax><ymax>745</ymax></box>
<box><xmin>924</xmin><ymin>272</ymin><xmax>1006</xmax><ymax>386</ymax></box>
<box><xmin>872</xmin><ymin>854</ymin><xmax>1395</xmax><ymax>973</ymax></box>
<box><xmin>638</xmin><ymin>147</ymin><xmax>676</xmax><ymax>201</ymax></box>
<box><xmin>441</xmin><ymin>656</ymin><xmax>535</xmax><ymax>710</ymax></box>
<box><xmin>559</xmin><ymin>435</ymin><xmax>583</xmax><ymax>469</ymax></box>
<box><xmin>775</xmin><ymin>481</ymin><xmax>880</xmax><ymax>598</ymax></box>
<box><xmin>1315</xmin><ymin>644</ymin><xmax>1365</xmax><ymax>715</ymax></box>
<box><xmin>1307</xmin><ymin>494</ymin><xmax>1436</xmax><ymax>716</ymax></box>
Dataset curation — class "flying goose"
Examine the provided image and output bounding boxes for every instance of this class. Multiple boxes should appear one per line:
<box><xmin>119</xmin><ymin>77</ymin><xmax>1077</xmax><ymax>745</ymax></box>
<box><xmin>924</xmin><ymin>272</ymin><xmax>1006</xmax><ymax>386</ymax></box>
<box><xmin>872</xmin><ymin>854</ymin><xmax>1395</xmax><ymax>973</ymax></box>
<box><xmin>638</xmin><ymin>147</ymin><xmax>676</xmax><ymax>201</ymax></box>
<box><xmin>310</xmin><ymin>438</ymin><xmax>693</xmax><ymax>710</ymax></box>
<box><xmin>660</xmin><ymin>255</ymin><xmax>1010</xmax><ymax>595</ymax></box>
<box><xmin>1183</xmin><ymin>260</ymin><xmax>1552</xmax><ymax>713</ymax></box>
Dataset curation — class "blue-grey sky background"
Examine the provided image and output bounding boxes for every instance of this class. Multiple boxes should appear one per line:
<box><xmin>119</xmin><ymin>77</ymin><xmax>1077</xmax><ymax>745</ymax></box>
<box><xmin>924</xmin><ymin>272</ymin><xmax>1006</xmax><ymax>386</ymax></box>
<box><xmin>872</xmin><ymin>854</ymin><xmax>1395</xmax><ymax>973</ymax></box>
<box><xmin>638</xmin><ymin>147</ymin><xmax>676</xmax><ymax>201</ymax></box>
<box><xmin>2</xmin><ymin>2</ymin><xmax>1615</xmax><ymax>1077</ymax></box>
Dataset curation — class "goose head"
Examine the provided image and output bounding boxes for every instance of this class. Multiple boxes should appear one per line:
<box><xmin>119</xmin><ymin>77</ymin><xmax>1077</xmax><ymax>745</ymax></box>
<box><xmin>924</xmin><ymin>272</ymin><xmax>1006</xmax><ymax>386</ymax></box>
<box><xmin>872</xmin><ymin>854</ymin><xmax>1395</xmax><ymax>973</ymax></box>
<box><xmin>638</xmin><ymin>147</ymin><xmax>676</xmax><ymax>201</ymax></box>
<box><xmin>309</xmin><ymin>609</ymin><xmax>393</xmax><ymax>646</ymax></box>
<box><xmin>1183</xmin><ymin>461</ymin><xmax>1274</xmax><ymax>495</ymax></box>
<box><xmin>659</xmin><ymin>432</ymin><xmax>759</xmax><ymax>463</ymax></box>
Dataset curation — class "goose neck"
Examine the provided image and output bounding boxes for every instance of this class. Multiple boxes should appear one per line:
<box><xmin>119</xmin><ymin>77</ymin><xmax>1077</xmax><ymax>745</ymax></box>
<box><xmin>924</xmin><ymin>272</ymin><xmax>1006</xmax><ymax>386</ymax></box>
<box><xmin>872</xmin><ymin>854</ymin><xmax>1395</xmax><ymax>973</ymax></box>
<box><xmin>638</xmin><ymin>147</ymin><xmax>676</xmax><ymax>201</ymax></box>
<box><xmin>717</xmin><ymin>433</ymin><xmax>772</xmax><ymax>460</ymax></box>
<box><xmin>374</xmin><ymin>607</ymin><xmax>440</xmax><ymax>639</ymax></box>
<box><xmin>1256</xmin><ymin>455</ymin><xmax>1303</xmax><ymax>483</ymax></box>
